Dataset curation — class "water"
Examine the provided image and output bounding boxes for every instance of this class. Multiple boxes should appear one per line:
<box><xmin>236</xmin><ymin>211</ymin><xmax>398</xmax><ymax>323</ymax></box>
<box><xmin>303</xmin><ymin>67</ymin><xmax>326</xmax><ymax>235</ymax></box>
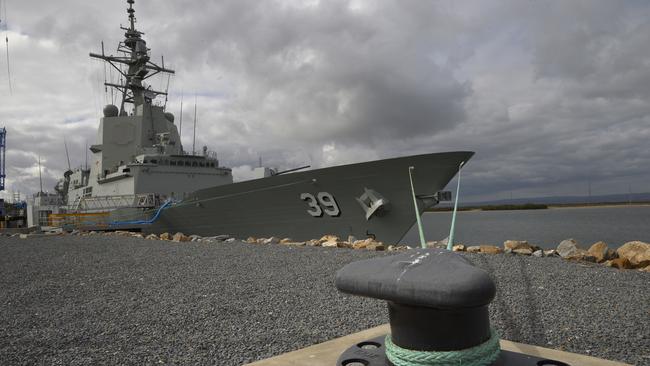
<box><xmin>400</xmin><ymin>205</ymin><xmax>650</xmax><ymax>249</ymax></box>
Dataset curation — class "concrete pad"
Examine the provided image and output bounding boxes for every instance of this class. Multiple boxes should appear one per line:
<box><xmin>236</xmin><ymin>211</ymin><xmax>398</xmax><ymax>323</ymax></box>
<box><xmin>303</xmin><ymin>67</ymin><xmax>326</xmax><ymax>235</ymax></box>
<box><xmin>245</xmin><ymin>324</ymin><xmax>631</xmax><ymax>366</ymax></box>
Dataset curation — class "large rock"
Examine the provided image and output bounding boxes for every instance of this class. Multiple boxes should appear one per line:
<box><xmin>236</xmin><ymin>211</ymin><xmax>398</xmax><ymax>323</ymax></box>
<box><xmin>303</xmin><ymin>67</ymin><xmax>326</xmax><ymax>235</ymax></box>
<box><xmin>172</xmin><ymin>232</ymin><xmax>190</xmax><ymax>242</ymax></box>
<box><xmin>466</xmin><ymin>246</ymin><xmax>481</xmax><ymax>253</ymax></box>
<box><xmin>262</xmin><ymin>237</ymin><xmax>280</xmax><ymax>245</ymax></box>
<box><xmin>557</xmin><ymin>239</ymin><xmax>580</xmax><ymax>258</ymax></box>
<box><xmin>352</xmin><ymin>239</ymin><xmax>370</xmax><ymax>250</ymax></box>
<box><xmin>532</xmin><ymin>250</ymin><xmax>544</xmax><ymax>257</ymax></box>
<box><xmin>245</xmin><ymin>237</ymin><xmax>257</xmax><ymax>244</ymax></box>
<box><xmin>616</xmin><ymin>241</ymin><xmax>650</xmax><ymax>268</ymax></box>
<box><xmin>480</xmin><ymin>245</ymin><xmax>503</xmax><ymax>254</ymax></box>
<box><xmin>337</xmin><ymin>241</ymin><xmax>352</xmax><ymax>249</ymax></box>
<box><xmin>543</xmin><ymin>249</ymin><xmax>559</xmax><ymax>257</ymax></box>
<box><xmin>305</xmin><ymin>239</ymin><xmax>320</xmax><ymax>247</ymax></box>
<box><xmin>321</xmin><ymin>240</ymin><xmax>339</xmax><ymax>248</ymax></box>
<box><xmin>605</xmin><ymin>258</ymin><xmax>633</xmax><ymax>269</ymax></box>
<box><xmin>452</xmin><ymin>244</ymin><xmax>466</xmax><ymax>252</ymax></box>
<box><xmin>638</xmin><ymin>265</ymin><xmax>650</xmax><ymax>273</ymax></box>
<box><xmin>565</xmin><ymin>249</ymin><xmax>597</xmax><ymax>263</ymax></box>
<box><xmin>426</xmin><ymin>241</ymin><xmax>448</xmax><ymax>249</ymax></box>
<box><xmin>587</xmin><ymin>241</ymin><xmax>616</xmax><ymax>263</ymax></box>
<box><xmin>513</xmin><ymin>248</ymin><xmax>533</xmax><ymax>256</ymax></box>
<box><xmin>145</xmin><ymin>233</ymin><xmax>159</xmax><ymax>240</ymax></box>
<box><xmin>504</xmin><ymin>240</ymin><xmax>533</xmax><ymax>251</ymax></box>
<box><xmin>160</xmin><ymin>232</ymin><xmax>171</xmax><ymax>240</ymax></box>
<box><xmin>319</xmin><ymin>235</ymin><xmax>339</xmax><ymax>244</ymax></box>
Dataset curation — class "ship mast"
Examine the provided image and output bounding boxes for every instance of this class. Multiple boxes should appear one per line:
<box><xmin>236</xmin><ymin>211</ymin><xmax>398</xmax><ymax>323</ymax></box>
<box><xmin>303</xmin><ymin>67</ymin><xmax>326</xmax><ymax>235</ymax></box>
<box><xmin>89</xmin><ymin>0</ymin><xmax>174</xmax><ymax>116</ymax></box>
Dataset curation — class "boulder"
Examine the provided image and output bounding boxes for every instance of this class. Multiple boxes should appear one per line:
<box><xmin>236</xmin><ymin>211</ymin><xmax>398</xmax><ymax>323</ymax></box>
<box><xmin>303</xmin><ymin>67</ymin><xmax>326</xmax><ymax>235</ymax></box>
<box><xmin>557</xmin><ymin>239</ymin><xmax>580</xmax><ymax>258</ymax></box>
<box><xmin>279</xmin><ymin>238</ymin><xmax>293</xmax><ymax>244</ymax></box>
<box><xmin>347</xmin><ymin>235</ymin><xmax>357</xmax><ymax>244</ymax></box>
<box><xmin>262</xmin><ymin>237</ymin><xmax>280</xmax><ymax>245</ymax></box>
<box><xmin>466</xmin><ymin>246</ymin><xmax>481</xmax><ymax>253</ymax></box>
<box><xmin>352</xmin><ymin>239</ymin><xmax>370</xmax><ymax>250</ymax></box>
<box><xmin>616</xmin><ymin>241</ymin><xmax>650</xmax><ymax>268</ymax></box>
<box><xmin>565</xmin><ymin>249</ymin><xmax>597</xmax><ymax>263</ymax></box>
<box><xmin>189</xmin><ymin>235</ymin><xmax>201</xmax><ymax>242</ymax></box>
<box><xmin>543</xmin><ymin>249</ymin><xmax>558</xmax><ymax>257</ymax></box>
<box><xmin>605</xmin><ymin>258</ymin><xmax>633</xmax><ymax>269</ymax></box>
<box><xmin>319</xmin><ymin>235</ymin><xmax>339</xmax><ymax>243</ymax></box>
<box><xmin>452</xmin><ymin>244</ymin><xmax>466</xmax><ymax>252</ymax></box>
<box><xmin>321</xmin><ymin>239</ymin><xmax>338</xmax><ymax>247</ymax></box>
<box><xmin>146</xmin><ymin>234</ymin><xmax>159</xmax><ymax>240</ymax></box>
<box><xmin>504</xmin><ymin>240</ymin><xmax>533</xmax><ymax>251</ymax></box>
<box><xmin>532</xmin><ymin>250</ymin><xmax>544</xmax><ymax>257</ymax></box>
<box><xmin>225</xmin><ymin>238</ymin><xmax>236</xmax><ymax>243</ymax></box>
<box><xmin>480</xmin><ymin>245</ymin><xmax>503</xmax><ymax>254</ymax></box>
<box><xmin>504</xmin><ymin>248</ymin><xmax>513</xmax><ymax>254</ymax></box>
<box><xmin>131</xmin><ymin>233</ymin><xmax>144</xmax><ymax>239</ymax></box>
<box><xmin>172</xmin><ymin>232</ymin><xmax>190</xmax><ymax>242</ymax></box>
<box><xmin>306</xmin><ymin>239</ymin><xmax>321</xmax><ymax>247</ymax></box>
<box><xmin>513</xmin><ymin>248</ymin><xmax>533</xmax><ymax>256</ymax></box>
<box><xmin>638</xmin><ymin>265</ymin><xmax>650</xmax><ymax>273</ymax></box>
<box><xmin>245</xmin><ymin>237</ymin><xmax>257</xmax><ymax>244</ymax></box>
<box><xmin>160</xmin><ymin>232</ymin><xmax>171</xmax><ymax>240</ymax></box>
<box><xmin>337</xmin><ymin>241</ymin><xmax>352</xmax><ymax>249</ymax></box>
<box><xmin>587</xmin><ymin>241</ymin><xmax>616</xmax><ymax>263</ymax></box>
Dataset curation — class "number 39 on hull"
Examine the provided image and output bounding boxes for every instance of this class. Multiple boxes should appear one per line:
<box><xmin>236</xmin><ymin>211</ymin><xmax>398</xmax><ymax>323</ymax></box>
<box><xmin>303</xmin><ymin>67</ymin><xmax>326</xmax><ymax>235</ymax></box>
<box><xmin>144</xmin><ymin>151</ymin><xmax>473</xmax><ymax>244</ymax></box>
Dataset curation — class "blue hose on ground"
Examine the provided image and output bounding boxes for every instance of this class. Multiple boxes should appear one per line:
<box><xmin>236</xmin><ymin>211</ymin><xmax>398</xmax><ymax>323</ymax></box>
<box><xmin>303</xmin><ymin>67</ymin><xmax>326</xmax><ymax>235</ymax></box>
<box><xmin>109</xmin><ymin>199</ymin><xmax>174</xmax><ymax>226</ymax></box>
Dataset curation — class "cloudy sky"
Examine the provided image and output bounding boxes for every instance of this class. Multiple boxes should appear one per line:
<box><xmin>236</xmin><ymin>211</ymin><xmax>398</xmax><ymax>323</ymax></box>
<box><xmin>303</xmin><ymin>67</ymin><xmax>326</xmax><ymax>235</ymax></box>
<box><xmin>0</xmin><ymin>0</ymin><xmax>648</xmax><ymax>202</ymax></box>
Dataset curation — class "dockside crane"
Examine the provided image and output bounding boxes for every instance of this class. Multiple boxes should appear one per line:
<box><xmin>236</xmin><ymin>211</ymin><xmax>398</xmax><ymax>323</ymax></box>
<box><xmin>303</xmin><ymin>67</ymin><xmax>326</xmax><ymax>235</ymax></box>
<box><xmin>0</xmin><ymin>127</ymin><xmax>5</xmax><ymax>191</ymax></box>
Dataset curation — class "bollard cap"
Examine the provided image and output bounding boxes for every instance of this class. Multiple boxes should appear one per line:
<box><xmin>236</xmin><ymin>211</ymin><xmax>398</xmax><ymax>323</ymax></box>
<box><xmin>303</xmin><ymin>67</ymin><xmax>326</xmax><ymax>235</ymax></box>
<box><xmin>335</xmin><ymin>248</ymin><xmax>495</xmax><ymax>309</ymax></box>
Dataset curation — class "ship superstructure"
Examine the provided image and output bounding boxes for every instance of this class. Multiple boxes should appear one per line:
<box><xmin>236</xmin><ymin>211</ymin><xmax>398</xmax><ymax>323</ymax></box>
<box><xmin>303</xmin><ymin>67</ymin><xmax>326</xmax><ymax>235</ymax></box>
<box><xmin>54</xmin><ymin>0</ymin><xmax>232</xmax><ymax>214</ymax></box>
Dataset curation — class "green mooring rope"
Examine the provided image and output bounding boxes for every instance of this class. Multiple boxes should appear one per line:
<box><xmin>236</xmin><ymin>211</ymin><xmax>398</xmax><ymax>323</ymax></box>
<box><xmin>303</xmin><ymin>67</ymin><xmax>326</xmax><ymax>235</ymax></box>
<box><xmin>384</xmin><ymin>328</ymin><xmax>501</xmax><ymax>366</ymax></box>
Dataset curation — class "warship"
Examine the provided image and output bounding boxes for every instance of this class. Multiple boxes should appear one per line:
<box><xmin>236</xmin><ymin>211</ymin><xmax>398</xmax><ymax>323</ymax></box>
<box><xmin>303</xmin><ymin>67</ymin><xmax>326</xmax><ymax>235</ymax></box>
<box><xmin>47</xmin><ymin>0</ymin><xmax>473</xmax><ymax>244</ymax></box>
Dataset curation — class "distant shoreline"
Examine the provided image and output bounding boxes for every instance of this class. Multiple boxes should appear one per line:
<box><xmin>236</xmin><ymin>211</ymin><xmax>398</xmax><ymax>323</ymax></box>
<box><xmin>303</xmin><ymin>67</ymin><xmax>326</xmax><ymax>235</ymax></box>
<box><xmin>547</xmin><ymin>202</ymin><xmax>650</xmax><ymax>209</ymax></box>
<box><xmin>426</xmin><ymin>201</ymin><xmax>650</xmax><ymax>212</ymax></box>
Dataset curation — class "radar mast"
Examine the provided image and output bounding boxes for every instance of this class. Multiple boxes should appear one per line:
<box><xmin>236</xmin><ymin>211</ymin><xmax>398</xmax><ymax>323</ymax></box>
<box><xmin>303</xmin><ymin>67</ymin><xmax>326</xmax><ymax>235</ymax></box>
<box><xmin>89</xmin><ymin>0</ymin><xmax>174</xmax><ymax>116</ymax></box>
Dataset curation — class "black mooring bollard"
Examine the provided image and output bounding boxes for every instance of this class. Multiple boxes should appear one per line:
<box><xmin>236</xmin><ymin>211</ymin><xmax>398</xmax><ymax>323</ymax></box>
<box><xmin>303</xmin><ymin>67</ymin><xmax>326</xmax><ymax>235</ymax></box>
<box><xmin>334</xmin><ymin>248</ymin><xmax>571</xmax><ymax>366</ymax></box>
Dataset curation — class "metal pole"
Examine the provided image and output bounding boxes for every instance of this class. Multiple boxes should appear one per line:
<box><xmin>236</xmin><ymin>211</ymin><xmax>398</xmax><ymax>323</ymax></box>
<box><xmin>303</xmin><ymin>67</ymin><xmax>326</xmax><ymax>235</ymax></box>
<box><xmin>447</xmin><ymin>161</ymin><xmax>465</xmax><ymax>251</ymax></box>
<box><xmin>408</xmin><ymin>166</ymin><xmax>426</xmax><ymax>249</ymax></box>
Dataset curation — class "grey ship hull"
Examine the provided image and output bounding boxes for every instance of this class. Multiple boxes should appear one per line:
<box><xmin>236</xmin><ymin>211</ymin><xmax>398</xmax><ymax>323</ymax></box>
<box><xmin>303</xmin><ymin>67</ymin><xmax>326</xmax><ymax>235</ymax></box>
<box><xmin>144</xmin><ymin>151</ymin><xmax>473</xmax><ymax>244</ymax></box>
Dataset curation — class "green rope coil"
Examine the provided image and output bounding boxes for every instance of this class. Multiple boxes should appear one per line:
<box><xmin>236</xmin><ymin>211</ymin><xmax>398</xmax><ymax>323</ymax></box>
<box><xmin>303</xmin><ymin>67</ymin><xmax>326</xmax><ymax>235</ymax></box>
<box><xmin>384</xmin><ymin>328</ymin><xmax>501</xmax><ymax>366</ymax></box>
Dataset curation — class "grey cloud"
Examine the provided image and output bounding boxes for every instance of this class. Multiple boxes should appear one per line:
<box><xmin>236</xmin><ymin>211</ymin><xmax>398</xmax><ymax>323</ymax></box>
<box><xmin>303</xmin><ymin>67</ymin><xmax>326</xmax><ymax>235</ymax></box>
<box><xmin>1</xmin><ymin>0</ymin><xmax>649</xmax><ymax>201</ymax></box>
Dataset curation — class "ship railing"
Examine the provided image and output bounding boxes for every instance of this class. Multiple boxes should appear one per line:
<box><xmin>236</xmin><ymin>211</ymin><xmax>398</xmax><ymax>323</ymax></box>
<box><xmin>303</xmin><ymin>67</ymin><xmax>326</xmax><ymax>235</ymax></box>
<box><xmin>64</xmin><ymin>193</ymin><xmax>160</xmax><ymax>213</ymax></box>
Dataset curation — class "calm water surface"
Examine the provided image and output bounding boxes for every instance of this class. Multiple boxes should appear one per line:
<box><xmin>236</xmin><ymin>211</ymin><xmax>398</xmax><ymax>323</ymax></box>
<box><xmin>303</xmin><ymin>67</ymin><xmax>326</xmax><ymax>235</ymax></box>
<box><xmin>399</xmin><ymin>205</ymin><xmax>650</xmax><ymax>249</ymax></box>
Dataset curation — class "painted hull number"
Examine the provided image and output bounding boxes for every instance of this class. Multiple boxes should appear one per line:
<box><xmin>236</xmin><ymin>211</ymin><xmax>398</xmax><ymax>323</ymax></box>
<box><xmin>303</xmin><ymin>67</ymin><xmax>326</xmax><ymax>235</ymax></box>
<box><xmin>300</xmin><ymin>192</ymin><xmax>341</xmax><ymax>217</ymax></box>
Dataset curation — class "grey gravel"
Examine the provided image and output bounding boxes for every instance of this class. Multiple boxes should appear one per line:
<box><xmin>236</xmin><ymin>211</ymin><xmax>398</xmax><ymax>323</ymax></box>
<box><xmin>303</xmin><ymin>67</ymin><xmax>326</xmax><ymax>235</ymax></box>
<box><xmin>0</xmin><ymin>235</ymin><xmax>648</xmax><ymax>366</ymax></box>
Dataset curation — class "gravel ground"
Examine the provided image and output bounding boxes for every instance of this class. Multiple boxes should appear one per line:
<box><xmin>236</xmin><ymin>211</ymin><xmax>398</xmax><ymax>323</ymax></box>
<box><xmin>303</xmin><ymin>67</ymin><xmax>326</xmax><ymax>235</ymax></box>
<box><xmin>0</xmin><ymin>235</ymin><xmax>648</xmax><ymax>366</ymax></box>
